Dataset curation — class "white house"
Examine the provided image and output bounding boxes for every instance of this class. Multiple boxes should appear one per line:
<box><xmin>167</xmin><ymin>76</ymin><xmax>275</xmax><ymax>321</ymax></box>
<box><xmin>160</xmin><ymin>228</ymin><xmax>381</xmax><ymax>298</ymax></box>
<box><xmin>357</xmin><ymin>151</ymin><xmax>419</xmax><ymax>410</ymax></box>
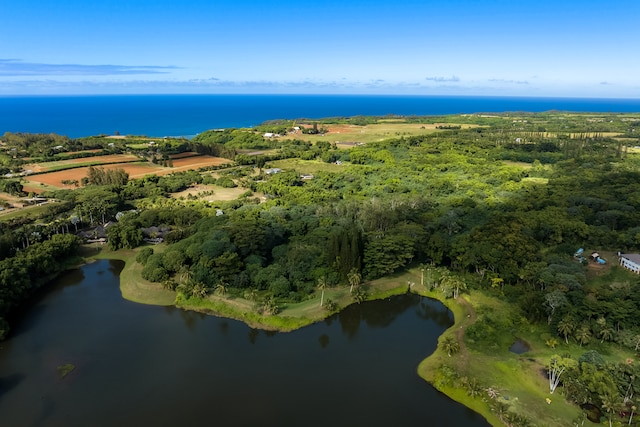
<box><xmin>619</xmin><ymin>253</ymin><xmax>640</xmax><ymax>274</ymax></box>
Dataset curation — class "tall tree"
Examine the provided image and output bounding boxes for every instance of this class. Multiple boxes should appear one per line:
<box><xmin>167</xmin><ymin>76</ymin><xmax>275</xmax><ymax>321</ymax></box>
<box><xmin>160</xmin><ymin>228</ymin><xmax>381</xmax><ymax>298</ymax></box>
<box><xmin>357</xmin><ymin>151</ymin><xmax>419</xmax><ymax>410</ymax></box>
<box><xmin>557</xmin><ymin>316</ymin><xmax>576</xmax><ymax>344</ymax></box>
<box><xmin>347</xmin><ymin>268</ymin><xmax>361</xmax><ymax>294</ymax></box>
<box><xmin>317</xmin><ymin>276</ymin><xmax>328</xmax><ymax>308</ymax></box>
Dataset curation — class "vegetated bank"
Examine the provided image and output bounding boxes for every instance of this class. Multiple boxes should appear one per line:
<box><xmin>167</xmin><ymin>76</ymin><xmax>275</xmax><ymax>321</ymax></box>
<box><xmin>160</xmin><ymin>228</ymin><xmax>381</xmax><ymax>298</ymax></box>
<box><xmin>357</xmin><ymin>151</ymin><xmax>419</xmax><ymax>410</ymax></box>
<box><xmin>2</xmin><ymin>112</ymin><xmax>640</xmax><ymax>426</ymax></box>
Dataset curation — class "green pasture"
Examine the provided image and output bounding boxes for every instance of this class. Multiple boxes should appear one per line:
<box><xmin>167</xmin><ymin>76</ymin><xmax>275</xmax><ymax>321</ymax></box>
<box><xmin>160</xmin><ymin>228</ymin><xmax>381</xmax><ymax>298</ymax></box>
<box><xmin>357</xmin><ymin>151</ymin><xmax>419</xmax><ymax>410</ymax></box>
<box><xmin>33</xmin><ymin>158</ymin><xmax>139</xmax><ymax>172</ymax></box>
<box><xmin>0</xmin><ymin>201</ymin><xmax>58</xmax><ymax>221</ymax></box>
<box><xmin>267</xmin><ymin>158</ymin><xmax>348</xmax><ymax>175</ymax></box>
<box><xmin>282</xmin><ymin>122</ymin><xmax>482</xmax><ymax>145</ymax></box>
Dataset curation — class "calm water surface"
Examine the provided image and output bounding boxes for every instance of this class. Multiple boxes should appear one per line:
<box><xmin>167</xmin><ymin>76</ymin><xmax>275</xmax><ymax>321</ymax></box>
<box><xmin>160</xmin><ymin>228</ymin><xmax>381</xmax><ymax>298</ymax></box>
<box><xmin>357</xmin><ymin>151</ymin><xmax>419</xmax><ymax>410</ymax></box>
<box><xmin>0</xmin><ymin>260</ymin><xmax>489</xmax><ymax>426</ymax></box>
<box><xmin>2</xmin><ymin>94</ymin><xmax>639</xmax><ymax>138</ymax></box>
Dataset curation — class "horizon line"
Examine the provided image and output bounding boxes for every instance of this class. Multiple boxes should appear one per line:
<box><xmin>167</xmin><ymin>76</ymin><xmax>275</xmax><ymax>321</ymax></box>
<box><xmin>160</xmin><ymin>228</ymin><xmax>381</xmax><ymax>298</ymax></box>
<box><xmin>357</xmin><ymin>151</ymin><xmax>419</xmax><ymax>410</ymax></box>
<box><xmin>1</xmin><ymin>93</ymin><xmax>640</xmax><ymax>101</ymax></box>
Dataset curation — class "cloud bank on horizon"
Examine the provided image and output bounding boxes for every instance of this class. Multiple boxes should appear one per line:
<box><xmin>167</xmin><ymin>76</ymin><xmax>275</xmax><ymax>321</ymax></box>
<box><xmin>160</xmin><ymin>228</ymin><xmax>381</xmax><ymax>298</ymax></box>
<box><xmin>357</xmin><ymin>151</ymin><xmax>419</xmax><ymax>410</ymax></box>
<box><xmin>0</xmin><ymin>60</ymin><xmax>178</xmax><ymax>76</ymax></box>
<box><xmin>1</xmin><ymin>0</ymin><xmax>638</xmax><ymax>97</ymax></box>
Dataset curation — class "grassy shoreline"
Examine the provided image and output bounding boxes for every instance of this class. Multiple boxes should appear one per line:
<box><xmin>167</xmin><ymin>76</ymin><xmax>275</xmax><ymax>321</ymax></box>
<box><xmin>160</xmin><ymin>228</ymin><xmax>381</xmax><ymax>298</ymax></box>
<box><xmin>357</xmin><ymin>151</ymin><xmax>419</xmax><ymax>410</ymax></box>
<box><xmin>85</xmin><ymin>243</ymin><xmax>176</xmax><ymax>306</ymax></box>
<box><xmin>83</xmin><ymin>245</ymin><xmax>499</xmax><ymax>424</ymax></box>
<box><xmin>85</xmin><ymin>245</ymin><xmax>606</xmax><ymax>426</ymax></box>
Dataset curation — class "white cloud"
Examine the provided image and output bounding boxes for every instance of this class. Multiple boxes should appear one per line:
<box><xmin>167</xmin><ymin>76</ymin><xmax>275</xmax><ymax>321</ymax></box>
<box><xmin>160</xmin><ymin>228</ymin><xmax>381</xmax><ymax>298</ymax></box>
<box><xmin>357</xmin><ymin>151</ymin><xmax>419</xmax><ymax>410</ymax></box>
<box><xmin>0</xmin><ymin>59</ymin><xmax>179</xmax><ymax>76</ymax></box>
<box><xmin>425</xmin><ymin>76</ymin><xmax>460</xmax><ymax>82</ymax></box>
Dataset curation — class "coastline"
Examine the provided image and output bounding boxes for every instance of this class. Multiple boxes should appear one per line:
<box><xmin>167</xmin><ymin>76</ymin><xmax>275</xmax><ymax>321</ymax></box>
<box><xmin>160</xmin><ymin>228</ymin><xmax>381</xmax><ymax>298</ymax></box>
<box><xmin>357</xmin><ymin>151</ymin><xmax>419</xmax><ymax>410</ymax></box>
<box><xmin>3</xmin><ymin>94</ymin><xmax>640</xmax><ymax>138</ymax></box>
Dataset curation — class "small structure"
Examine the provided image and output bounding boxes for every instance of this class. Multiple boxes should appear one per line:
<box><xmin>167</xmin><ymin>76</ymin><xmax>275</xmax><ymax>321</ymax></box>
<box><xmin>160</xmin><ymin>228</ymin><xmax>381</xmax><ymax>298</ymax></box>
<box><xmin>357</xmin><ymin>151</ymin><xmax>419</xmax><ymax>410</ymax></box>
<box><xmin>619</xmin><ymin>253</ymin><xmax>640</xmax><ymax>274</ymax></box>
<box><xmin>590</xmin><ymin>252</ymin><xmax>606</xmax><ymax>264</ymax></box>
<box><xmin>265</xmin><ymin>168</ymin><xmax>282</xmax><ymax>175</ymax></box>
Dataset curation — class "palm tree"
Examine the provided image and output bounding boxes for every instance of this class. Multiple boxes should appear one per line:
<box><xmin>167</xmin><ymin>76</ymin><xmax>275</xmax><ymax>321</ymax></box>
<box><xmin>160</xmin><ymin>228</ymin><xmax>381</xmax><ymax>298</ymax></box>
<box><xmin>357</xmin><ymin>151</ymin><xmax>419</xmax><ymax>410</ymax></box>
<box><xmin>179</xmin><ymin>266</ymin><xmax>192</xmax><ymax>285</ymax></box>
<box><xmin>575</xmin><ymin>325</ymin><xmax>592</xmax><ymax>347</ymax></box>
<box><xmin>518</xmin><ymin>414</ymin><xmax>534</xmax><ymax>426</ymax></box>
<box><xmin>191</xmin><ymin>282</ymin><xmax>209</xmax><ymax>299</ymax></box>
<box><xmin>244</xmin><ymin>288</ymin><xmax>258</xmax><ymax>302</ymax></box>
<box><xmin>464</xmin><ymin>377</ymin><xmax>483</xmax><ymax>398</ymax></box>
<box><xmin>557</xmin><ymin>316</ymin><xmax>576</xmax><ymax>344</ymax></box>
<box><xmin>323</xmin><ymin>298</ymin><xmax>337</xmax><ymax>312</ymax></box>
<box><xmin>161</xmin><ymin>279</ymin><xmax>177</xmax><ymax>291</ymax></box>
<box><xmin>347</xmin><ymin>268</ymin><xmax>361</xmax><ymax>294</ymax></box>
<box><xmin>214</xmin><ymin>281</ymin><xmax>227</xmax><ymax>296</ymax></box>
<box><xmin>441</xmin><ymin>336</ymin><xmax>460</xmax><ymax>357</ymax></box>
<box><xmin>490</xmin><ymin>400</ymin><xmax>509</xmax><ymax>424</ymax></box>
<box><xmin>599</xmin><ymin>326</ymin><xmax>615</xmax><ymax>343</ymax></box>
<box><xmin>261</xmin><ymin>297</ymin><xmax>278</xmax><ymax>315</ymax></box>
<box><xmin>317</xmin><ymin>276</ymin><xmax>328</xmax><ymax>307</ymax></box>
<box><xmin>352</xmin><ymin>286</ymin><xmax>367</xmax><ymax>304</ymax></box>
<box><xmin>176</xmin><ymin>280</ymin><xmax>194</xmax><ymax>296</ymax></box>
<box><xmin>600</xmin><ymin>391</ymin><xmax>623</xmax><ymax>427</ymax></box>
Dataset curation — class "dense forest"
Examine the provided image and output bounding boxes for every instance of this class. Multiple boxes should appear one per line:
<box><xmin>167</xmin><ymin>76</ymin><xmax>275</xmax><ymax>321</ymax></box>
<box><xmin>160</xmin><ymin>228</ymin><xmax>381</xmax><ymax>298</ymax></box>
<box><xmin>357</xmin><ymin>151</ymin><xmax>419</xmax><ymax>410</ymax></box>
<box><xmin>1</xmin><ymin>112</ymin><xmax>640</xmax><ymax>425</ymax></box>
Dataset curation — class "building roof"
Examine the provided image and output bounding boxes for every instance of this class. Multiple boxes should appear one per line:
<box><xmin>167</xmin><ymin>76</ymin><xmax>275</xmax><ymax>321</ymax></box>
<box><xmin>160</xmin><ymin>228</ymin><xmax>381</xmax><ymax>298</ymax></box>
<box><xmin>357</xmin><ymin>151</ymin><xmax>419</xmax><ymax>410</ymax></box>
<box><xmin>620</xmin><ymin>253</ymin><xmax>640</xmax><ymax>264</ymax></box>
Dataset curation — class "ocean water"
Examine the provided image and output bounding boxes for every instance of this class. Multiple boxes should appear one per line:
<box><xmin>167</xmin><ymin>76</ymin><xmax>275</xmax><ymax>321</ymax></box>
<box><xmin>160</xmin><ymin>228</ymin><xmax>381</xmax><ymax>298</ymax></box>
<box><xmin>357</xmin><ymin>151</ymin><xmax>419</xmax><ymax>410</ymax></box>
<box><xmin>1</xmin><ymin>94</ymin><xmax>639</xmax><ymax>138</ymax></box>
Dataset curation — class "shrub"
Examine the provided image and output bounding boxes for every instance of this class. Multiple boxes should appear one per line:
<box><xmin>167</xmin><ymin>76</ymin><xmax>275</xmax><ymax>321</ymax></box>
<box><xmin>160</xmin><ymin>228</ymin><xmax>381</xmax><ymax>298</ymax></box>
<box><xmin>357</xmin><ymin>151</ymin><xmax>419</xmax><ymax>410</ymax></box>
<box><xmin>135</xmin><ymin>247</ymin><xmax>154</xmax><ymax>265</ymax></box>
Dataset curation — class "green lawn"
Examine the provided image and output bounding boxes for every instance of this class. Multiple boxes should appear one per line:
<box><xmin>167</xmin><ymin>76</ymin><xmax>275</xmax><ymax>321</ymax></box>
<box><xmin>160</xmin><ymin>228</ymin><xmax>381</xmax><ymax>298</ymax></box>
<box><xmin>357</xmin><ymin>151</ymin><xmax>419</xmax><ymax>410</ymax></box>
<box><xmin>89</xmin><ymin>244</ymin><xmax>176</xmax><ymax>306</ymax></box>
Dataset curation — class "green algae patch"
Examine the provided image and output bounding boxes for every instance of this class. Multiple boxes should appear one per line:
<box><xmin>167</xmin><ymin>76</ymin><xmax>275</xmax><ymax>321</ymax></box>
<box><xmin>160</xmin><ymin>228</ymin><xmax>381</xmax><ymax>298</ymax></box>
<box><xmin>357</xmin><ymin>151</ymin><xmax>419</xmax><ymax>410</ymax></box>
<box><xmin>57</xmin><ymin>363</ymin><xmax>75</xmax><ymax>379</ymax></box>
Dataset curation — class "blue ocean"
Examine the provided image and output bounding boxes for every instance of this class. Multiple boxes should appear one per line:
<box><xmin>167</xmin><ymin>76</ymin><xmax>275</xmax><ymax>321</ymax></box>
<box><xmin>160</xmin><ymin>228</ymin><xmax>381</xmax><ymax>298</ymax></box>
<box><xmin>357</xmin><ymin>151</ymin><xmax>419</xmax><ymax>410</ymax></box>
<box><xmin>1</xmin><ymin>94</ymin><xmax>640</xmax><ymax>139</ymax></box>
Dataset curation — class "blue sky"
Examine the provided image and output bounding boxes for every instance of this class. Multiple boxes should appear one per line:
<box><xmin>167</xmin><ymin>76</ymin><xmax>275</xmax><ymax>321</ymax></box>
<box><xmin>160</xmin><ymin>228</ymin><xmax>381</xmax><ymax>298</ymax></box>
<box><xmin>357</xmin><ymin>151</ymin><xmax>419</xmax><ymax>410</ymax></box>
<box><xmin>2</xmin><ymin>0</ymin><xmax>639</xmax><ymax>97</ymax></box>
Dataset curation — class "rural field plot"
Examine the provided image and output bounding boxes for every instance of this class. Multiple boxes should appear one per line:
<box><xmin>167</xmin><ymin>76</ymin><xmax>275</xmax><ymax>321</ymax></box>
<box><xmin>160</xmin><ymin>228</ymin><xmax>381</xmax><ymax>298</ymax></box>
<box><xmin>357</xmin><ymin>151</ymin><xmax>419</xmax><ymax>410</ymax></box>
<box><xmin>170</xmin><ymin>184</ymin><xmax>249</xmax><ymax>201</ymax></box>
<box><xmin>24</xmin><ymin>155</ymin><xmax>233</xmax><ymax>189</ymax></box>
<box><xmin>283</xmin><ymin>122</ymin><xmax>483</xmax><ymax>145</ymax></box>
<box><xmin>169</xmin><ymin>155</ymin><xmax>231</xmax><ymax>171</ymax></box>
<box><xmin>54</xmin><ymin>149</ymin><xmax>103</xmax><ymax>158</ymax></box>
<box><xmin>25</xmin><ymin>162</ymin><xmax>161</xmax><ymax>188</ymax></box>
<box><xmin>24</xmin><ymin>154</ymin><xmax>139</xmax><ymax>172</ymax></box>
<box><xmin>268</xmin><ymin>158</ymin><xmax>347</xmax><ymax>175</ymax></box>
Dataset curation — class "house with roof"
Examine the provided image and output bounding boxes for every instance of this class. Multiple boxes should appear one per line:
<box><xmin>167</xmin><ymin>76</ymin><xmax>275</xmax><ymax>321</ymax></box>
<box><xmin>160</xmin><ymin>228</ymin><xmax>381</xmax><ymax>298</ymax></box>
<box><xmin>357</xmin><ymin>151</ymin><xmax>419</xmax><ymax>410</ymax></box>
<box><xmin>618</xmin><ymin>253</ymin><xmax>640</xmax><ymax>274</ymax></box>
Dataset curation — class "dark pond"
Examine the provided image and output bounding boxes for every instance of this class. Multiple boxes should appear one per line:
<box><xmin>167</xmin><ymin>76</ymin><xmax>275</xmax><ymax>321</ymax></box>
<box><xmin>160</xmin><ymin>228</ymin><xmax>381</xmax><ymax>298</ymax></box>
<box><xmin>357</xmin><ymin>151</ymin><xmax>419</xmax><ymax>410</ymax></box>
<box><xmin>509</xmin><ymin>339</ymin><xmax>531</xmax><ymax>354</ymax></box>
<box><xmin>0</xmin><ymin>260</ymin><xmax>489</xmax><ymax>427</ymax></box>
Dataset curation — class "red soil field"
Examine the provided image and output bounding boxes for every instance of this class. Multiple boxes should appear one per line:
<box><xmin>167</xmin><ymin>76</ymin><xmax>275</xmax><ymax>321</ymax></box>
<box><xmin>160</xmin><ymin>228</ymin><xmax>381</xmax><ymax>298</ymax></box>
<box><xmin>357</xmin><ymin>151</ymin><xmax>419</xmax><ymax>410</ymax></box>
<box><xmin>170</xmin><ymin>156</ymin><xmax>231</xmax><ymax>170</ymax></box>
<box><xmin>24</xmin><ymin>155</ymin><xmax>232</xmax><ymax>189</ymax></box>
